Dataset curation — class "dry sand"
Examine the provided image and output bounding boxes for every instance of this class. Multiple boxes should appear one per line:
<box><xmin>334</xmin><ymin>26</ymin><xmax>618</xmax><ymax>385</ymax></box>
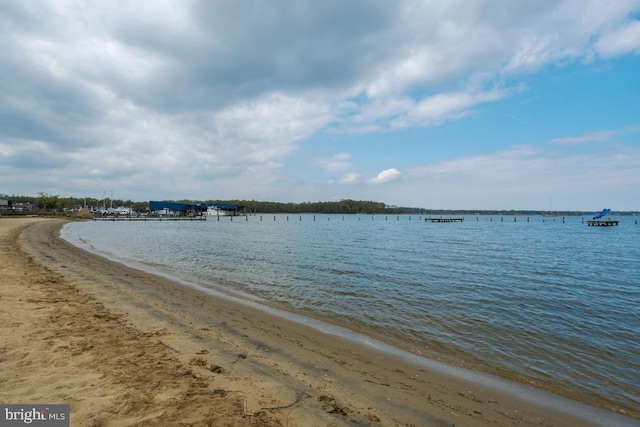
<box><xmin>1</xmin><ymin>218</ymin><xmax>637</xmax><ymax>426</ymax></box>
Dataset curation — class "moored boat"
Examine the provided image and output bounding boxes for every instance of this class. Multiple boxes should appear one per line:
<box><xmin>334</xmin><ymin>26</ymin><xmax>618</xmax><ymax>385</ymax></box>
<box><xmin>204</xmin><ymin>206</ymin><xmax>230</xmax><ymax>216</ymax></box>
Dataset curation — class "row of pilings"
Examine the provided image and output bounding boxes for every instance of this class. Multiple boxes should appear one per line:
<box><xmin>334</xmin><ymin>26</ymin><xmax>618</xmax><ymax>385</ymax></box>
<box><xmin>208</xmin><ymin>215</ymin><xmax>638</xmax><ymax>224</ymax></box>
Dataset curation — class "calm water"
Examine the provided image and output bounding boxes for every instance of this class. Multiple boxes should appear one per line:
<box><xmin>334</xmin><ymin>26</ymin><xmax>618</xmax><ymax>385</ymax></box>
<box><xmin>62</xmin><ymin>214</ymin><xmax>640</xmax><ymax>414</ymax></box>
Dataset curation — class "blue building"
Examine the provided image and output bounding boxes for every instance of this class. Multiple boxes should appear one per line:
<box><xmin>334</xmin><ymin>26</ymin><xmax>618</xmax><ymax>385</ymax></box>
<box><xmin>149</xmin><ymin>201</ymin><xmax>203</xmax><ymax>215</ymax></box>
<box><xmin>149</xmin><ymin>201</ymin><xmax>242</xmax><ymax>216</ymax></box>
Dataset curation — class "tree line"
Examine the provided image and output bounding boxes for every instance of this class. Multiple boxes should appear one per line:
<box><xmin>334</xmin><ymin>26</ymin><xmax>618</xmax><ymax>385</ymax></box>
<box><xmin>205</xmin><ymin>199</ymin><xmax>408</xmax><ymax>214</ymax></box>
<box><xmin>5</xmin><ymin>193</ymin><xmax>633</xmax><ymax>216</ymax></box>
<box><xmin>2</xmin><ymin>194</ymin><xmax>419</xmax><ymax>214</ymax></box>
<box><xmin>0</xmin><ymin>192</ymin><xmax>147</xmax><ymax>212</ymax></box>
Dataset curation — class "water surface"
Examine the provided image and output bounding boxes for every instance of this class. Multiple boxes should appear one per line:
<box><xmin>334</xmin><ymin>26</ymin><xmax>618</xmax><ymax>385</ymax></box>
<box><xmin>62</xmin><ymin>214</ymin><xmax>640</xmax><ymax>415</ymax></box>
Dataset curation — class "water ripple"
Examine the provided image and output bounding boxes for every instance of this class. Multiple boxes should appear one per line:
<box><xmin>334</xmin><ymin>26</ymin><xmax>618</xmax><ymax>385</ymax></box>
<box><xmin>62</xmin><ymin>215</ymin><xmax>640</xmax><ymax>414</ymax></box>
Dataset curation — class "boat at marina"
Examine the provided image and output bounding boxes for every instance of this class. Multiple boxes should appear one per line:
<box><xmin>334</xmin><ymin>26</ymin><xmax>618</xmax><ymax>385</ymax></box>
<box><xmin>204</xmin><ymin>206</ymin><xmax>230</xmax><ymax>216</ymax></box>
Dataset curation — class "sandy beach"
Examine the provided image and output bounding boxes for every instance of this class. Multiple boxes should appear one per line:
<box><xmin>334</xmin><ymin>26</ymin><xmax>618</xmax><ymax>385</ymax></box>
<box><xmin>1</xmin><ymin>218</ymin><xmax>636</xmax><ymax>426</ymax></box>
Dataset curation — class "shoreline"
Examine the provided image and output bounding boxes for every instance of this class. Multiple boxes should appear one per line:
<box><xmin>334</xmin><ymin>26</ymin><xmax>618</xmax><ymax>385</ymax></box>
<box><xmin>2</xmin><ymin>218</ymin><xmax>638</xmax><ymax>426</ymax></box>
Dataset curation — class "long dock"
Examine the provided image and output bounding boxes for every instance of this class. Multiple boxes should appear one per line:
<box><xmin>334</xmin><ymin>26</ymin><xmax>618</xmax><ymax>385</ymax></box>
<box><xmin>94</xmin><ymin>216</ymin><xmax>206</xmax><ymax>222</ymax></box>
<box><xmin>587</xmin><ymin>219</ymin><xmax>619</xmax><ymax>226</ymax></box>
<box><xmin>424</xmin><ymin>217</ymin><xmax>464</xmax><ymax>223</ymax></box>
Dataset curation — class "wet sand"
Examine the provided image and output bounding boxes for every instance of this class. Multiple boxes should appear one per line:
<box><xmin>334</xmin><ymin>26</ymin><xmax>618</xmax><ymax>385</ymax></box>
<box><xmin>1</xmin><ymin>217</ymin><xmax>637</xmax><ymax>426</ymax></box>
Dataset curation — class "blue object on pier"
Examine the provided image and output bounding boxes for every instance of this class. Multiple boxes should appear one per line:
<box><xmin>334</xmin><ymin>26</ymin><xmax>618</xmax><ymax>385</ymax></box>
<box><xmin>592</xmin><ymin>208</ymin><xmax>610</xmax><ymax>220</ymax></box>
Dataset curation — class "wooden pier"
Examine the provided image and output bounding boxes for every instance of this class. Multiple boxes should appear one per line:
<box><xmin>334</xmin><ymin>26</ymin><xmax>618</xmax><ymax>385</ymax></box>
<box><xmin>587</xmin><ymin>219</ymin><xmax>619</xmax><ymax>226</ymax></box>
<box><xmin>94</xmin><ymin>216</ymin><xmax>206</xmax><ymax>222</ymax></box>
<box><xmin>424</xmin><ymin>217</ymin><xmax>464</xmax><ymax>223</ymax></box>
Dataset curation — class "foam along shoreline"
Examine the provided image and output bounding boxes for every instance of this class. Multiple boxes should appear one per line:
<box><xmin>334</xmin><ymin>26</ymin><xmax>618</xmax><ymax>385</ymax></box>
<box><xmin>3</xmin><ymin>217</ymin><xmax>638</xmax><ymax>426</ymax></box>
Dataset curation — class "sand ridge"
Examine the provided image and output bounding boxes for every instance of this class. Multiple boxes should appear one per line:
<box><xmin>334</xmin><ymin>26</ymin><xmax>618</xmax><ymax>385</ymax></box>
<box><xmin>2</xmin><ymin>218</ymin><xmax>636</xmax><ymax>426</ymax></box>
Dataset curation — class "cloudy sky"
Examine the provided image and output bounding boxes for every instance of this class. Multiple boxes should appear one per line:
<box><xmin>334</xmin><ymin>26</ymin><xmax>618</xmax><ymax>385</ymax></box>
<box><xmin>1</xmin><ymin>1</ymin><xmax>639</xmax><ymax>210</ymax></box>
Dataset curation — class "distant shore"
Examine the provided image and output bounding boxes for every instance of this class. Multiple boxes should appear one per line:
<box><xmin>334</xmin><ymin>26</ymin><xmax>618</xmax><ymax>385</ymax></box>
<box><xmin>3</xmin><ymin>209</ymin><xmax>640</xmax><ymax>217</ymax></box>
<box><xmin>1</xmin><ymin>217</ymin><xmax>637</xmax><ymax>426</ymax></box>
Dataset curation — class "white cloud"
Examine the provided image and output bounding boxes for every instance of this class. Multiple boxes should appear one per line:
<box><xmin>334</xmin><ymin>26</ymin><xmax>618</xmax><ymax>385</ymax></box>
<box><xmin>317</xmin><ymin>152</ymin><xmax>352</xmax><ymax>172</ymax></box>
<box><xmin>595</xmin><ymin>20</ymin><xmax>640</xmax><ymax>57</ymax></box>
<box><xmin>409</xmin><ymin>89</ymin><xmax>507</xmax><ymax>125</ymax></box>
<box><xmin>370</xmin><ymin>168</ymin><xmax>402</xmax><ymax>184</ymax></box>
<box><xmin>405</xmin><ymin>143</ymin><xmax>640</xmax><ymax>209</ymax></box>
<box><xmin>552</xmin><ymin>130</ymin><xmax>619</xmax><ymax>145</ymax></box>
<box><xmin>334</xmin><ymin>173</ymin><xmax>362</xmax><ymax>185</ymax></box>
<box><xmin>212</xmin><ymin>93</ymin><xmax>332</xmax><ymax>162</ymax></box>
<box><xmin>342</xmin><ymin>88</ymin><xmax>509</xmax><ymax>132</ymax></box>
<box><xmin>506</xmin><ymin>35</ymin><xmax>557</xmax><ymax>72</ymax></box>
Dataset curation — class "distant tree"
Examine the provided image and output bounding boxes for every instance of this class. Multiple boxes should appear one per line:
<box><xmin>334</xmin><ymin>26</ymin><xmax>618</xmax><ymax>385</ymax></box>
<box><xmin>37</xmin><ymin>192</ymin><xmax>60</xmax><ymax>209</ymax></box>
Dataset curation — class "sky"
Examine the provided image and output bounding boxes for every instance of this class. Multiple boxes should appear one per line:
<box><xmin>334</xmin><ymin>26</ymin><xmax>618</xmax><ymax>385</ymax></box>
<box><xmin>1</xmin><ymin>1</ymin><xmax>639</xmax><ymax>211</ymax></box>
